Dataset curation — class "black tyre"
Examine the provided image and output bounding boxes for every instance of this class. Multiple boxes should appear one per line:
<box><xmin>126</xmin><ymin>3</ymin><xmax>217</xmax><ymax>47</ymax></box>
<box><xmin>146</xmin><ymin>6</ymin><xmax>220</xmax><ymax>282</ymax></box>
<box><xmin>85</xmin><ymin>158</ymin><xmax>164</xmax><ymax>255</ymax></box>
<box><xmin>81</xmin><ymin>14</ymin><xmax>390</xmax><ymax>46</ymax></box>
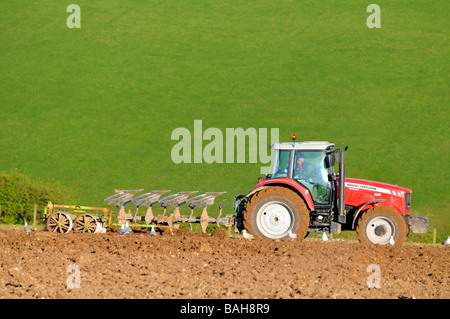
<box><xmin>356</xmin><ymin>206</ymin><xmax>408</xmax><ymax>246</ymax></box>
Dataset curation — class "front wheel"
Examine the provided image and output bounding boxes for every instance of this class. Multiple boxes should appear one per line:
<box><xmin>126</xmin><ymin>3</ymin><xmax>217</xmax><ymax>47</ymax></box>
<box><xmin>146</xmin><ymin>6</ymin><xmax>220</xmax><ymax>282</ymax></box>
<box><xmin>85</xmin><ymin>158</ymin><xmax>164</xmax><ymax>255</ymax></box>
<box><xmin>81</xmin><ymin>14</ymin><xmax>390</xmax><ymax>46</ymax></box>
<box><xmin>243</xmin><ymin>187</ymin><xmax>310</xmax><ymax>241</ymax></box>
<box><xmin>356</xmin><ymin>206</ymin><xmax>407</xmax><ymax>246</ymax></box>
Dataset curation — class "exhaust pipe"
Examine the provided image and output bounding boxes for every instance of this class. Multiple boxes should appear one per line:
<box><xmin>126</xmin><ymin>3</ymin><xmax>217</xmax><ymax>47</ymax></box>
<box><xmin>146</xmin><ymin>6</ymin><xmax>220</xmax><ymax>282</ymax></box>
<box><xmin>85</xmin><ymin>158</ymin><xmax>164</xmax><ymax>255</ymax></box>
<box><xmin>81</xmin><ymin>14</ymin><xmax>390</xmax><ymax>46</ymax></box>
<box><xmin>338</xmin><ymin>146</ymin><xmax>348</xmax><ymax>223</ymax></box>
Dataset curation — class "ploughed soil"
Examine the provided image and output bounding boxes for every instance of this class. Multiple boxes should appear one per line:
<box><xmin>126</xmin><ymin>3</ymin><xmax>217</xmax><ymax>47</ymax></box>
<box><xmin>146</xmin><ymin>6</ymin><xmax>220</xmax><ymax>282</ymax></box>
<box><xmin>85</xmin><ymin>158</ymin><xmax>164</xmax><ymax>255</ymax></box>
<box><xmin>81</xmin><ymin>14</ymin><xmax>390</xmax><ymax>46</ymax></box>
<box><xmin>0</xmin><ymin>227</ymin><xmax>448</xmax><ymax>299</ymax></box>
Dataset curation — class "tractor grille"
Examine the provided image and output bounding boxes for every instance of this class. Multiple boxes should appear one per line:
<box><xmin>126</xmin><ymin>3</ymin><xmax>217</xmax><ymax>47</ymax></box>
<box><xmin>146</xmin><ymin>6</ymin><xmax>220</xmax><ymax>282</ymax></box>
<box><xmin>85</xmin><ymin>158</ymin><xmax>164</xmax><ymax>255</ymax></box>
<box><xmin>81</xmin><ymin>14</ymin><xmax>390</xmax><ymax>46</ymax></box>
<box><xmin>405</xmin><ymin>193</ymin><xmax>411</xmax><ymax>211</ymax></box>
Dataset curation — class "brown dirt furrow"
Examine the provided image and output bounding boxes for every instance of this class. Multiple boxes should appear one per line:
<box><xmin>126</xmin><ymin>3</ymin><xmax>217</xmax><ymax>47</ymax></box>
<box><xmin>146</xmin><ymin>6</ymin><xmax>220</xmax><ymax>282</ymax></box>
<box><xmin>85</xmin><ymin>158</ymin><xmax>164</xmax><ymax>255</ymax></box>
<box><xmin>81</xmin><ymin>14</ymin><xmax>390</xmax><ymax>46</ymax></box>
<box><xmin>0</xmin><ymin>229</ymin><xmax>448</xmax><ymax>299</ymax></box>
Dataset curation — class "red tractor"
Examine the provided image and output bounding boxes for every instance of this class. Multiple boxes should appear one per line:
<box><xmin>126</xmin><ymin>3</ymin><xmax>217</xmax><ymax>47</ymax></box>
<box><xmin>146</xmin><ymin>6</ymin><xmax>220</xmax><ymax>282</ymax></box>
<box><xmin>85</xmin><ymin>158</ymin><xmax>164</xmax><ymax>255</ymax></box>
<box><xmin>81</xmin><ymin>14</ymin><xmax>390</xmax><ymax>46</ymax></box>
<box><xmin>236</xmin><ymin>136</ymin><xmax>429</xmax><ymax>245</ymax></box>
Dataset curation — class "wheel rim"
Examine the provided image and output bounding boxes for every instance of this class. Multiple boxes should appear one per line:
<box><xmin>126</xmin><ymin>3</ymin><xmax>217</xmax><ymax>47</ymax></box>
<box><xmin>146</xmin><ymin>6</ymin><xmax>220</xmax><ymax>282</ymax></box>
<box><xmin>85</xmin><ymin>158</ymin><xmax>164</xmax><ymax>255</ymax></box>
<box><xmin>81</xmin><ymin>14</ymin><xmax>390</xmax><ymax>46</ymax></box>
<box><xmin>256</xmin><ymin>201</ymin><xmax>293</xmax><ymax>239</ymax></box>
<box><xmin>74</xmin><ymin>214</ymin><xmax>98</xmax><ymax>233</ymax></box>
<box><xmin>366</xmin><ymin>216</ymin><xmax>395</xmax><ymax>244</ymax></box>
<box><xmin>47</xmin><ymin>212</ymin><xmax>73</xmax><ymax>233</ymax></box>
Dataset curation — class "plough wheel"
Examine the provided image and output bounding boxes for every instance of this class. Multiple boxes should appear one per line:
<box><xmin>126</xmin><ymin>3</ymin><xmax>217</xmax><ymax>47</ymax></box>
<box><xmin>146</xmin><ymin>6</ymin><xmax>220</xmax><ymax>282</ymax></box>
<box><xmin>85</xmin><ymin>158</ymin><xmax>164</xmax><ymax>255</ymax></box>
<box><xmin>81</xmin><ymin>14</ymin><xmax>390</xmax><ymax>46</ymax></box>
<box><xmin>47</xmin><ymin>211</ymin><xmax>73</xmax><ymax>233</ymax></box>
<box><xmin>73</xmin><ymin>214</ymin><xmax>98</xmax><ymax>233</ymax></box>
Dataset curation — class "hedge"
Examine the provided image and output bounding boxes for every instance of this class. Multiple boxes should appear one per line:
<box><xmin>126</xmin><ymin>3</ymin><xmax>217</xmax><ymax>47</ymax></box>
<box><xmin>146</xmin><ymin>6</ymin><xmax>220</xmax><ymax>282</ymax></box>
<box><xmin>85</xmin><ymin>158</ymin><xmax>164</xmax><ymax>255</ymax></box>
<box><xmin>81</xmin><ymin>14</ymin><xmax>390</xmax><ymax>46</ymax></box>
<box><xmin>0</xmin><ymin>170</ymin><xmax>75</xmax><ymax>224</ymax></box>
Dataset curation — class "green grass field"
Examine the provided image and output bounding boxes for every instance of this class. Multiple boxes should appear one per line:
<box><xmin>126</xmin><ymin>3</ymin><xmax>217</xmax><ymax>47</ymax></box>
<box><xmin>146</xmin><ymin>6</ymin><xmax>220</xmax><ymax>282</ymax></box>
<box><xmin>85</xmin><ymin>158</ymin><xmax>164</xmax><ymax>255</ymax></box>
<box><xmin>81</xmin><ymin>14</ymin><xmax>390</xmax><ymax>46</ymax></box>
<box><xmin>0</xmin><ymin>1</ymin><xmax>448</xmax><ymax>241</ymax></box>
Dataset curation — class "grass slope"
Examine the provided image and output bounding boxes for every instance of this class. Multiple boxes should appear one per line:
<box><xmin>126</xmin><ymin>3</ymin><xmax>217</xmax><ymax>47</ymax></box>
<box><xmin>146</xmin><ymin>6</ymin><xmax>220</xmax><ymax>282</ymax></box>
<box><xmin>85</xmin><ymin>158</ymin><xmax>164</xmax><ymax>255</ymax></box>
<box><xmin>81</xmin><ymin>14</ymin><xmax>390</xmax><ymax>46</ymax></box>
<box><xmin>0</xmin><ymin>1</ymin><xmax>448</xmax><ymax>240</ymax></box>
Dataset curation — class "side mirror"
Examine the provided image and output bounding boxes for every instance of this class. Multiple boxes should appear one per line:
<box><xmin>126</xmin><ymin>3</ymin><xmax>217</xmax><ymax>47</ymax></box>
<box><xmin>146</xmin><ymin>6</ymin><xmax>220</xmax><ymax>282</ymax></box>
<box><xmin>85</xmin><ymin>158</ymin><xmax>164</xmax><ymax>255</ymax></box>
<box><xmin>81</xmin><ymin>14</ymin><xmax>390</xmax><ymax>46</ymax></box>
<box><xmin>330</xmin><ymin>154</ymin><xmax>336</xmax><ymax>167</ymax></box>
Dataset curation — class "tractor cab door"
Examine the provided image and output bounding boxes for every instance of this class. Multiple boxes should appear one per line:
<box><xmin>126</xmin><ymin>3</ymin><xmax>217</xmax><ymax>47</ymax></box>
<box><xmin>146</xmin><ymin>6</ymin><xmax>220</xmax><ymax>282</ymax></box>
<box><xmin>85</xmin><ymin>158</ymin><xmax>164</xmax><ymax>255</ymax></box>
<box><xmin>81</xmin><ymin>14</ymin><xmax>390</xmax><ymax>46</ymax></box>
<box><xmin>271</xmin><ymin>149</ymin><xmax>333</xmax><ymax>207</ymax></box>
<box><xmin>292</xmin><ymin>150</ymin><xmax>332</xmax><ymax>206</ymax></box>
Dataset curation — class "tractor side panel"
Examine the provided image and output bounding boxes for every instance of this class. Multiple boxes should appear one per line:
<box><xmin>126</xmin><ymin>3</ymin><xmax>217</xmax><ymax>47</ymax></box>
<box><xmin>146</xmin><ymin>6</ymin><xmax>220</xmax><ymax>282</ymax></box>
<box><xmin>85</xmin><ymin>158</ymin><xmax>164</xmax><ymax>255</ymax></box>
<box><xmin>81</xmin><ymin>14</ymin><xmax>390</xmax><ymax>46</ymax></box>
<box><xmin>344</xmin><ymin>189</ymin><xmax>376</xmax><ymax>208</ymax></box>
<box><xmin>339</xmin><ymin>178</ymin><xmax>410</xmax><ymax>215</ymax></box>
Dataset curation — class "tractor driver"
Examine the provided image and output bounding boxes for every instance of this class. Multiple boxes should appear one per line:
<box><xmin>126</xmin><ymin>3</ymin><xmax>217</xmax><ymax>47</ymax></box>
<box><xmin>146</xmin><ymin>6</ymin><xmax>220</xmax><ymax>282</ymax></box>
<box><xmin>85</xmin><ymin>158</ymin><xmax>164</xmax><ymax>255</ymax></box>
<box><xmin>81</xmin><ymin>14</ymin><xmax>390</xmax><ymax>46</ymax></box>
<box><xmin>293</xmin><ymin>152</ymin><xmax>324</xmax><ymax>184</ymax></box>
<box><xmin>294</xmin><ymin>154</ymin><xmax>311</xmax><ymax>179</ymax></box>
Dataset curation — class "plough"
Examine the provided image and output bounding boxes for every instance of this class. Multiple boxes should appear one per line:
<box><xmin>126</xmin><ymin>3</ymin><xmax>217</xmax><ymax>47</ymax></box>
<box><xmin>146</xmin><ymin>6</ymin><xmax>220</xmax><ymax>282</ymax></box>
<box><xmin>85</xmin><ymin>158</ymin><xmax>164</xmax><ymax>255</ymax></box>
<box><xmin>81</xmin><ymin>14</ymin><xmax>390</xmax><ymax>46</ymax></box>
<box><xmin>104</xmin><ymin>189</ymin><xmax>235</xmax><ymax>233</ymax></box>
<box><xmin>44</xmin><ymin>202</ymin><xmax>113</xmax><ymax>233</ymax></box>
<box><xmin>43</xmin><ymin>189</ymin><xmax>235</xmax><ymax>234</ymax></box>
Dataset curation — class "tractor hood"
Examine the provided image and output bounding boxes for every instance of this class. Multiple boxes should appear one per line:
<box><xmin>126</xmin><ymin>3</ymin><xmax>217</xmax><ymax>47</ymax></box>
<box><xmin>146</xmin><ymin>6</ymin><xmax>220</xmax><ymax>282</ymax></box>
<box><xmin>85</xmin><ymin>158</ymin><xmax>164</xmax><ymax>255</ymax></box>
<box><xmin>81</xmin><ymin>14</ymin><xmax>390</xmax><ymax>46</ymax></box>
<box><xmin>341</xmin><ymin>178</ymin><xmax>412</xmax><ymax>215</ymax></box>
<box><xmin>344</xmin><ymin>178</ymin><xmax>412</xmax><ymax>195</ymax></box>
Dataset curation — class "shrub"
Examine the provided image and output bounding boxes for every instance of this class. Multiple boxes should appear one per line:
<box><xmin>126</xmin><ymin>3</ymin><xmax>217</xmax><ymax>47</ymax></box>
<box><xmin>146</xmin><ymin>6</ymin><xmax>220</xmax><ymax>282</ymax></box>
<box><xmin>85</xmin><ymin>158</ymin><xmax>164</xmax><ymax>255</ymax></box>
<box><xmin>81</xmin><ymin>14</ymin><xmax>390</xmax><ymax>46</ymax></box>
<box><xmin>0</xmin><ymin>170</ymin><xmax>75</xmax><ymax>224</ymax></box>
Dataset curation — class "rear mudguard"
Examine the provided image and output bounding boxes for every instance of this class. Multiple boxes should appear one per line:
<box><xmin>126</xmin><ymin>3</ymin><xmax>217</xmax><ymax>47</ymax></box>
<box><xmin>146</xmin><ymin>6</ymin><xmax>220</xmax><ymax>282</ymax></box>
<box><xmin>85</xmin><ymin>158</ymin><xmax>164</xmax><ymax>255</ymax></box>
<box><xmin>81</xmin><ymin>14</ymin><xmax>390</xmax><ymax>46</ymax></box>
<box><xmin>248</xmin><ymin>179</ymin><xmax>315</xmax><ymax>211</ymax></box>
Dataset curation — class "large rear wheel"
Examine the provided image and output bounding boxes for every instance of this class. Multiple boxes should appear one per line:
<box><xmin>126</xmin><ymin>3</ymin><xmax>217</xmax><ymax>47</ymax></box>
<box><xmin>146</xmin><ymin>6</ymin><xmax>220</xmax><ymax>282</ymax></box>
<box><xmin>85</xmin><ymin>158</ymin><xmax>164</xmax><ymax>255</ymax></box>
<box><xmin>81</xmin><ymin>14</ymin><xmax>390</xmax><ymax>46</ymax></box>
<box><xmin>243</xmin><ymin>187</ymin><xmax>310</xmax><ymax>241</ymax></box>
<box><xmin>356</xmin><ymin>206</ymin><xmax>407</xmax><ymax>246</ymax></box>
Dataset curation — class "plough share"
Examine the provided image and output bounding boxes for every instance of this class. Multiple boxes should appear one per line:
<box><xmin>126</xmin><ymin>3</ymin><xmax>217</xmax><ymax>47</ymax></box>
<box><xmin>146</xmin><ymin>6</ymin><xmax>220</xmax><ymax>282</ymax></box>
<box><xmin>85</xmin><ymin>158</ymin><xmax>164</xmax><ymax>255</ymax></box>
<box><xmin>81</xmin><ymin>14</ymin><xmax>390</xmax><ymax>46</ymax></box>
<box><xmin>104</xmin><ymin>189</ymin><xmax>234</xmax><ymax>233</ymax></box>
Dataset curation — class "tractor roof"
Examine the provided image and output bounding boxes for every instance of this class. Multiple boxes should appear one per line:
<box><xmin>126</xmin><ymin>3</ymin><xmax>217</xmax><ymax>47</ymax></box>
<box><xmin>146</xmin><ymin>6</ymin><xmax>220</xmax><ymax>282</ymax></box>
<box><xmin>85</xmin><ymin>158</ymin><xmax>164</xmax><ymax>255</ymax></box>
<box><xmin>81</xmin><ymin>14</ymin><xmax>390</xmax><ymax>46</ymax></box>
<box><xmin>271</xmin><ymin>141</ymin><xmax>335</xmax><ymax>151</ymax></box>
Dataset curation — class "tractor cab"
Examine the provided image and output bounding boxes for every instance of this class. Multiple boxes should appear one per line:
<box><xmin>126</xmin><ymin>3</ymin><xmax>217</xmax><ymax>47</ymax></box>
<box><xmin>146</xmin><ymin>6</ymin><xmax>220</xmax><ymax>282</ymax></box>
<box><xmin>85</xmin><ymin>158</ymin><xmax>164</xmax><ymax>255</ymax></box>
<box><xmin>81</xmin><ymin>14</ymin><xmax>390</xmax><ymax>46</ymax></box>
<box><xmin>270</xmin><ymin>140</ymin><xmax>337</xmax><ymax>207</ymax></box>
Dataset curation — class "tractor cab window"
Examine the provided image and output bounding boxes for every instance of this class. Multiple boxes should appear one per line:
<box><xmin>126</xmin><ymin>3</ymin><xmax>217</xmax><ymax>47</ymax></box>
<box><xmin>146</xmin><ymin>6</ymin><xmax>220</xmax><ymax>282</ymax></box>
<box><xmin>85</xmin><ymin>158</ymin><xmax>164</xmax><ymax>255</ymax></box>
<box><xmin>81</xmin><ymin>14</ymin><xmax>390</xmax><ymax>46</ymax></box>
<box><xmin>271</xmin><ymin>150</ymin><xmax>290</xmax><ymax>178</ymax></box>
<box><xmin>293</xmin><ymin>150</ymin><xmax>331</xmax><ymax>205</ymax></box>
